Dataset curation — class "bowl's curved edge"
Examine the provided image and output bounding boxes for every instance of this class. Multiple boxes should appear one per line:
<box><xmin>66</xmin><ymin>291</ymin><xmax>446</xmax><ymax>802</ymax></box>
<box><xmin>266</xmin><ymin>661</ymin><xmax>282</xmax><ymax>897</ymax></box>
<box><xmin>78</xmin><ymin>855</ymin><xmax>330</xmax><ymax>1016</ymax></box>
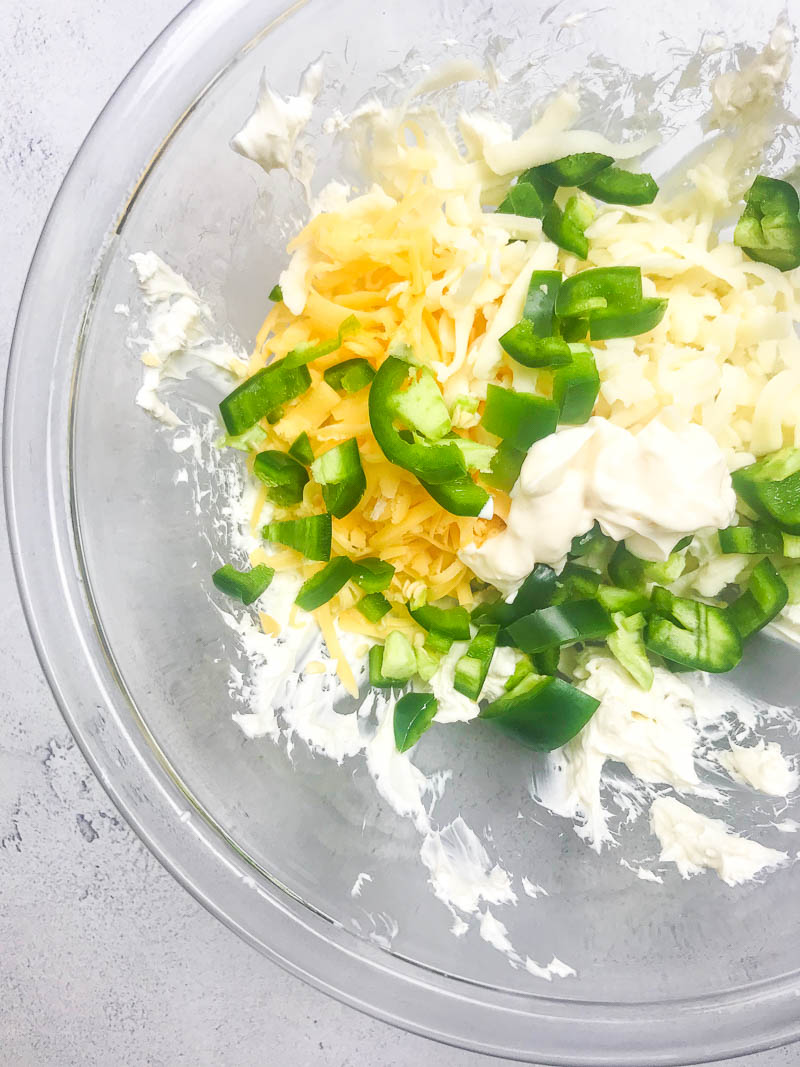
<box><xmin>4</xmin><ymin>1</ymin><xmax>800</xmax><ymax>1063</ymax></box>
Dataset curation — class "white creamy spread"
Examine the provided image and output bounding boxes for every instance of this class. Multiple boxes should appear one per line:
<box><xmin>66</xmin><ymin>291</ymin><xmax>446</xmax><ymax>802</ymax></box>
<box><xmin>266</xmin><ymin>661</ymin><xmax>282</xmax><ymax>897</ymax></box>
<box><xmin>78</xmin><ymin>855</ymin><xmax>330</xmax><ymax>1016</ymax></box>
<box><xmin>650</xmin><ymin>796</ymin><xmax>787</xmax><ymax>885</ymax></box>
<box><xmin>231</xmin><ymin>60</ymin><xmax>323</xmax><ymax>191</ymax></box>
<box><xmin>430</xmin><ymin>643</ymin><xmax>519</xmax><ymax>724</ymax></box>
<box><xmin>717</xmin><ymin>740</ymin><xmax>799</xmax><ymax>796</ymax></box>
<box><xmin>537</xmin><ymin>653</ymin><xmax>703</xmax><ymax>849</ymax></box>
<box><xmin>460</xmin><ymin>414</ymin><xmax>736</xmax><ymax>596</ymax></box>
<box><xmin>129</xmin><ymin>252</ymin><xmax>245</xmax><ymax>426</ymax></box>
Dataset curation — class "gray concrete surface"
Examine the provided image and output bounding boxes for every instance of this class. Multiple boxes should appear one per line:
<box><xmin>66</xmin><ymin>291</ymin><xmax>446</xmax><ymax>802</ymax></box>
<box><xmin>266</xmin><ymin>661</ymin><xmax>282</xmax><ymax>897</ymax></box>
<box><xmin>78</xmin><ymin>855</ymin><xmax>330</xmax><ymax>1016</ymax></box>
<box><xmin>1</xmin><ymin>2</ymin><xmax>798</xmax><ymax>1065</ymax></box>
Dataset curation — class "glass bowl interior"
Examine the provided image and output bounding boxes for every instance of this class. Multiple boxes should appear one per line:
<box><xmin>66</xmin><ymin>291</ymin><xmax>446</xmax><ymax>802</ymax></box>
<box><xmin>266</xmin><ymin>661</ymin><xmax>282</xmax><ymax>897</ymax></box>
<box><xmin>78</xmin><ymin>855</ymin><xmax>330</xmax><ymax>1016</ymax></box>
<box><xmin>6</xmin><ymin>0</ymin><xmax>800</xmax><ymax>1063</ymax></box>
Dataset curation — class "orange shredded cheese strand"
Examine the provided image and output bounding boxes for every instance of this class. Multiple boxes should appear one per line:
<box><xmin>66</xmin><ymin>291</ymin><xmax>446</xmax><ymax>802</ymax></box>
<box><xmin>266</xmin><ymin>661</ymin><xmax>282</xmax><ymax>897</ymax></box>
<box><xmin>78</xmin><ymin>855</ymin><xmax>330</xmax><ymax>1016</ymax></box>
<box><xmin>314</xmin><ymin>604</ymin><xmax>358</xmax><ymax>697</ymax></box>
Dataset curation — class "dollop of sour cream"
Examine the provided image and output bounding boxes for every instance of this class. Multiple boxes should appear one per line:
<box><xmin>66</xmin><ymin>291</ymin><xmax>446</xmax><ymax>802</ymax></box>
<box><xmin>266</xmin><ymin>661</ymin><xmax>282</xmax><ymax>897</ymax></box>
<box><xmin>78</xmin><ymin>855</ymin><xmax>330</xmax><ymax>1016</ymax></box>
<box><xmin>460</xmin><ymin>414</ymin><xmax>736</xmax><ymax>596</ymax></box>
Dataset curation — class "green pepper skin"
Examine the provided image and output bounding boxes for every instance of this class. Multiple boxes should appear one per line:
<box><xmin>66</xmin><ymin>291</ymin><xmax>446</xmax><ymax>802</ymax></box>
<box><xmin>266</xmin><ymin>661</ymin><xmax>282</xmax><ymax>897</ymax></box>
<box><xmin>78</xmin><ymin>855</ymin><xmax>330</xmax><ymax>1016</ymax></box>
<box><xmin>409</xmin><ymin>603</ymin><xmax>472</xmax><ymax>640</ymax></box>
<box><xmin>288</xmin><ymin>431</ymin><xmax>314</xmax><ymax>466</ymax></box>
<box><xmin>542</xmin><ymin>202</ymin><xmax>588</xmax><ymax>259</ymax></box>
<box><xmin>351</xmin><ymin>557</ymin><xmax>395</xmax><ymax>593</ymax></box>
<box><xmin>497</xmin><ymin>169</ymin><xmax>556</xmax><ymax>218</ymax></box>
<box><xmin>356</xmin><ymin>592</ymin><xmax>392</xmax><ymax>622</ymax></box>
<box><xmin>732</xmin><ymin>448</ymin><xmax>800</xmax><ymax>533</ymax></box>
<box><xmin>324</xmin><ymin>358</ymin><xmax>375</xmax><ymax>394</ymax></box>
<box><xmin>499</xmin><ymin>321</ymin><xmax>572</xmax><ymax>368</ymax></box>
<box><xmin>581</xmin><ymin>167</ymin><xmax>658</xmax><ymax>206</ymax></box>
<box><xmin>295</xmin><ymin>557</ymin><xmax>355</xmax><ymax>612</ymax></box>
<box><xmin>481</xmin><ymin>384</ymin><xmax>558</xmax><ymax>451</ymax></box>
<box><xmin>734</xmin><ymin>176</ymin><xmax>800</xmax><ymax>272</ymax></box>
<box><xmin>483</xmin><ymin>441</ymin><xmax>526</xmax><ymax>493</ymax></box>
<box><xmin>219</xmin><ymin>359</ymin><xmax>311</xmax><ymax>436</ymax></box>
<box><xmin>394</xmin><ymin>693</ymin><xmax>439</xmax><ymax>752</ymax></box>
<box><xmin>729</xmin><ymin>559</ymin><xmax>789</xmax><ymax>639</ymax></box>
<box><xmin>420</xmin><ymin>475</ymin><xmax>489</xmax><ymax>517</ymax></box>
<box><xmin>212</xmin><ymin>563</ymin><xmax>275</xmax><ymax>605</ymax></box>
<box><xmin>312</xmin><ymin>438</ymin><xmax>367</xmax><ymax>519</ymax></box>
<box><xmin>552</xmin><ymin>346</ymin><xmax>600</xmax><ymax>424</ymax></box>
<box><xmin>537</xmin><ymin>153</ymin><xmax>614</xmax><ymax>187</ymax></box>
<box><xmin>645</xmin><ymin>587</ymin><xmax>742</xmax><ymax>673</ymax></box>
<box><xmin>368</xmin><ymin>357</ymin><xmax>467</xmax><ymax>484</ymax></box>
<box><xmin>588</xmin><ymin>298</ymin><xmax>667</xmax><ymax>340</ymax></box>
<box><xmin>718</xmin><ymin>524</ymin><xmax>783</xmax><ymax>555</ymax></box>
<box><xmin>507</xmin><ymin>600</ymin><xmax>614</xmax><ymax>653</ymax></box>
<box><xmin>262</xmin><ymin>514</ymin><xmax>332</xmax><ymax>561</ymax></box>
<box><xmin>472</xmin><ymin>564</ymin><xmax>558</xmax><ymax>628</ymax></box>
<box><xmin>453</xmin><ymin>625</ymin><xmax>500</xmax><ymax>700</ymax></box>
<box><xmin>480</xmin><ymin>673</ymin><xmax>600</xmax><ymax>751</ymax></box>
<box><xmin>253</xmin><ymin>450</ymin><xmax>309</xmax><ymax>506</ymax></box>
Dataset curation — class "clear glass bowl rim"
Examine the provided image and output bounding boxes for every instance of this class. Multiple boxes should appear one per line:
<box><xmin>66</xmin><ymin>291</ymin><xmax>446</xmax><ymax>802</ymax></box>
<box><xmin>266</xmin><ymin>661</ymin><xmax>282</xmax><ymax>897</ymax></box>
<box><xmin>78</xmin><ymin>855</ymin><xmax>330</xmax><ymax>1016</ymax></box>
<box><xmin>5</xmin><ymin>1</ymin><xmax>800</xmax><ymax>1062</ymax></box>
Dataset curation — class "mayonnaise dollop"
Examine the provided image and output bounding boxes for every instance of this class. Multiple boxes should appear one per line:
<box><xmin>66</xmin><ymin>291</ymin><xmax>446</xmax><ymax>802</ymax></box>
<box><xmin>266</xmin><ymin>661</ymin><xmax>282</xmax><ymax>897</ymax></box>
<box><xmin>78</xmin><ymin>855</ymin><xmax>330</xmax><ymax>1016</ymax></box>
<box><xmin>460</xmin><ymin>414</ymin><xmax>736</xmax><ymax>596</ymax></box>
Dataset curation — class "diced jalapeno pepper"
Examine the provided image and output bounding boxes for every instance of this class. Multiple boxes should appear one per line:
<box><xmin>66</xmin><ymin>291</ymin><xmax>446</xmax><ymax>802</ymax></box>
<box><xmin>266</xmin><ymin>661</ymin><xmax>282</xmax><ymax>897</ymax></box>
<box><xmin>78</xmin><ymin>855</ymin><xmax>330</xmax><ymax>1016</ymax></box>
<box><xmin>483</xmin><ymin>441</ymin><xmax>526</xmax><ymax>492</ymax></box>
<box><xmin>295</xmin><ymin>557</ymin><xmax>354</xmax><ymax>612</ymax></box>
<box><xmin>552</xmin><ymin>345</ymin><xmax>600</xmax><ymax>424</ymax></box>
<box><xmin>212</xmin><ymin>563</ymin><xmax>275</xmax><ymax>605</ymax></box>
<box><xmin>420</xmin><ymin>475</ymin><xmax>490</xmax><ymax>517</ymax></box>
<box><xmin>588</xmin><ymin>298</ymin><xmax>667</xmax><ymax>341</ymax></box>
<box><xmin>556</xmin><ymin>266</ymin><xmax>667</xmax><ymax>341</ymax></box>
<box><xmin>219</xmin><ymin>359</ymin><xmax>311</xmax><ymax>436</ymax></box>
<box><xmin>480</xmin><ymin>673</ymin><xmax>600</xmax><ymax>751</ymax></box>
<box><xmin>369</xmin><ymin>357</ymin><xmax>467</xmax><ymax>485</ymax></box>
<box><xmin>324</xmin><ymin>358</ymin><xmax>376</xmax><ymax>394</ymax></box>
<box><xmin>557</xmin><ymin>267</ymin><xmax>643</xmax><ymax>318</ymax></box>
<box><xmin>409</xmin><ymin>602</ymin><xmax>471</xmax><ymax>640</ymax></box>
<box><xmin>542</xmin><ymin>195</ymin><xmax>593</xmax><ymax>259</ymax></box>
<box><xmin>608</xmin><ymin>543</ymin><xmax>686</xmax><ymax>591</ymax></box>
<box><xmin>369</xmin><ymin>640</ymin><xmax>414</xmax><ymax>688</ymax></box>
<box><xmin>388</xmin><ymin>367</ymin><xmax>452</xmax><ymax>441</ymax></box>
<box><xmin>284</xmin><ymin>315</ymin><xmax>360</xmax><ymax>369</ymax></box>
<box><xmin>729</xmin><ymin>559</ymin><xmax>789</xmax><ymax>639</ymax></box>
<box><xmin>645</xmin><ymin>587</ymin><xmax>742</xmax><ymax>673</ymax></box>
<box><xmin>262</xmin><ymin>514</ymin><xmax>332</xmax><ymax>561</ymax></box>
<box><xmin>532</xmin><ymin>646</ymin><xmax>560</xmax><ymax>675</ymax></box>
<box><xmin>311</xmin><ymin>438</ymin><xmax>367</xmax><ymax>519</ymax></box>
<box><xmin>380</xmin><ymin>631</ymin><xmax>417</xmax><ymax>682</ymax></box>
<box><xmin>356</xmin><ymin>592</ymin><xmax>392</xmax><ymax>622</ymax></box>
<box><xmin>481</xmin><ymin>384</ymin><xmax>558</xmax><ymax>451</ymax></box>
<box><xmin>608</xmin><ymin>611</ymin><xmax>653</xmax><ymax>689</ymax></box>
<box><xmin>288</xmin><ymin>431</ymin><xmax>314</xmax><ymax>466</ymax></box>
<box><xmin>551</xmin><ymin>563</ymin><xmax>602</xmax><ymax>605</ymax></box>
<box><xmin>732</xmin><ymin>447</ymin><xmax>800</xmax><ymax>533</ymax></box>
<box><xmin>394</xmin><ymin>692</ymin><xmax>438</xmax><ymax>752</ymax></box>
<box><xmin>453</xmin><ymin>625</ymin><xmax>499</xmax><ymax>700</ymax></box>
<box><xmin>472</xmin><ymin>564</ymin><xmax>558</xmax><ymax>628</ymax></box>
<box><xmin>506</xmin><ymin>600</ymin><xmax>614</xmax><ymax>653</ymax></box>
<box><xmin>734</xmin><ymin>175</ymin><xmax>800</xmax><ymax>272</ymax></box>
<box><xmin>569</xmin><ymin>523</ymin><xmax>609</xmax><ymax>559</ymax></box>
<box><xmin>581</xmin><ymin>167</ymin><xmax>658</xmax><ymax>206</ymax></box>
<box><xmin>269</xmin><ymin>284</ymin><xmax>283</xmax><ymax>302</ymax></box>
<box><xmin>596</xmin><ymin>584</ymin><xmax>650</xmax><ymax>616</ymax></box>
<box><xmin>253</xmin><ymin>450</ymin><xmax>309</xmax><ymax>506</ymax></box>
<box><xmin>496</xmin><ymin>168</ymin><xmax>556</xmax><ymax>218</ymax></box>
<box><xmin>536</xmin><ymin>152</ymin><xmax>614</xmax><ymax>188</ymax></box>
<box><xmin>499</xmin><ymin>321</ymin><xmax>572</xmax><ymax>368</ymax></box>
<box><xmin>718</xmin><ymin>524</ymin><xmax>783</xmax><ymax>555</ymax></box>
<box><xmin>351</xmin><ymin>557</ymin><xmax>395</xmax><ymax>593</ymax></box>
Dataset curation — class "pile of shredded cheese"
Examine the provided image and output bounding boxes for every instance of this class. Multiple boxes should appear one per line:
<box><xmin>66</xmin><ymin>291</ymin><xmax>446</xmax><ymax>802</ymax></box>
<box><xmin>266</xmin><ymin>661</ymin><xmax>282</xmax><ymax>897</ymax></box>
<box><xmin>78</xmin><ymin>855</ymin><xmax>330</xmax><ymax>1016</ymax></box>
<box><xmin>234</xmin><ymin>27</ymin><xmax>800</xmax><ymax>679</ymax></box>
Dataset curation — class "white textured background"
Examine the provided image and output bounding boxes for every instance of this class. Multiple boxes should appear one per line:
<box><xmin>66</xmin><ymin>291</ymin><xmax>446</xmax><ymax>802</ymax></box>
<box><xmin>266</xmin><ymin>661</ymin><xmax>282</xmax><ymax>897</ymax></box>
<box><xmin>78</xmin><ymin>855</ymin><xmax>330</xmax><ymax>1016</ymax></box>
<box><xmin>1</xmin><ymin>3</ymin><xmax>799</xmax><ymax>1064</ymax></box>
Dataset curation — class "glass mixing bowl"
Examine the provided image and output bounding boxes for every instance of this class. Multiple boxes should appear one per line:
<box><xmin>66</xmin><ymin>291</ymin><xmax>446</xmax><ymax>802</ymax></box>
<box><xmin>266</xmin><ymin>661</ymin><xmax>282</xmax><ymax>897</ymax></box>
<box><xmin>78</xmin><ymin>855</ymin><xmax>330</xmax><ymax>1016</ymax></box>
<box><xmin>6</xmin><ymin>0</ymin><xmax>800</xmax><ymax>1062</ymax></box>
